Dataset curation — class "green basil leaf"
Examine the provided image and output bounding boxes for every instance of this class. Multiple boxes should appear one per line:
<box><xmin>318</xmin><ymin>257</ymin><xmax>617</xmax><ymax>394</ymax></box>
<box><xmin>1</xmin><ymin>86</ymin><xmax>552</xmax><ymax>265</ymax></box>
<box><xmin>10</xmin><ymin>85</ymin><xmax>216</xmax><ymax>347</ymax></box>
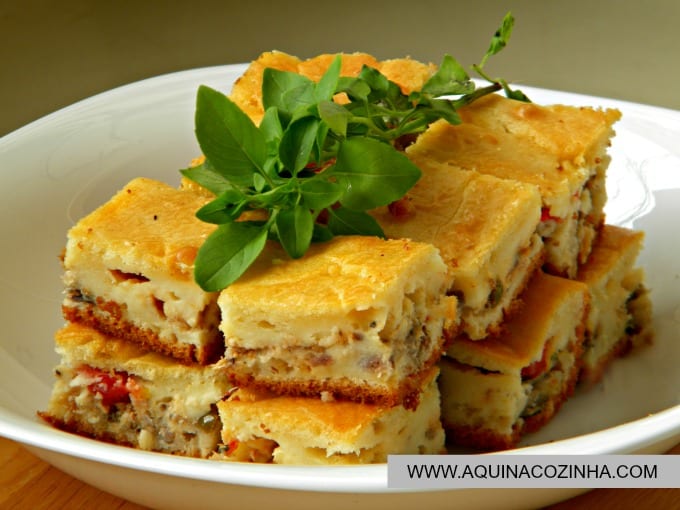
<box><xmin>195</xmin><ymin>189</ymin><xmax>247</xmax><ymax>224</ymax></box>
<box><xmin>275</xmin><ymin>204</ymin><xmax>314</xmax><ymax>258</ymax></box>
<box><xmin>318</xmin><ymin>100</ymin><xmax>351</xmax><ymax>137</ymax></box>
<box><xmin>315</xmin><ymin>54</ymin><xmax>342</xmax><ymax>102</ymax></box>
<box><xmin>327</xmin><ymin>207</ymin><xmax>385</xmax><ymax>237</ymax></box>
<box><xmin>357</xmin><ymin>65</ymin><xmax>391</xmax><ymax>101</ymax></box>
<box><xmin>314</xmin><ymin>121</ymin><xmax>331</xmax><ymax>162</ymax></box>
<box><xmin>299</xmin><ymin>178</ymin><xmax>343</xmax><ymax>210</ymax></box>
<box><xmin>421</xmin><ymin>55</ymin><xmax>473</xmax><ymax>97</ymax></box>
<box><xmin>195</xmin><ymin>85</ymin><xmax>266</xmax><ymax>188</ymax></box>
<box><xmin>480</xmin><ymin>12</ymin><xmax>515</xmax><ymax>68</ymax></box>
<box><xmin>332</xmin><ymin>136</ymin><xmax>421</xmax><ymax>210</ymax></box>
<box><xmin>279</xmin><ymin>117</ymin><xmax>320</xmax><ymax>175</ymax></box>
<box><xmin>419</xmin><ymin>99</ymin><xmax>462</xmax><ymax>125</ymax></box>
<box><xmin>259</xmin><ymin>106</ymin><xmax>284</xmax><ymax>146</ymax></box>
<box><xmin>252</xmin><ymin>173</ymin><xmax>267</xmax><ymax>192</ymax></box>
<box><xmin>312</xmin><ymin>222</ymin><xmax>334</xmax><ymax>242</ymax></box>
<box><xmin>180</xmin><ymin>159</ymin><xmax>233</xmax><ymax>196</ymax></box>
<box><xmin>501</xmin><ymin>79</ymin><xmax>531</xmax><ymax>102</ymax></box>
<box><xmin>193</xmin><ymin>222</ymin><xmax>268</xmax><ymax>291</ymax></box>
<box><xmin>262</xmin><ymin>68</ymin><xmax>316</xmax><ymax>125</ymax></box>
<box><xmin>337</xmin><ymin>76</ymin><xmax>371</xmax><ymax>101</ymax></box>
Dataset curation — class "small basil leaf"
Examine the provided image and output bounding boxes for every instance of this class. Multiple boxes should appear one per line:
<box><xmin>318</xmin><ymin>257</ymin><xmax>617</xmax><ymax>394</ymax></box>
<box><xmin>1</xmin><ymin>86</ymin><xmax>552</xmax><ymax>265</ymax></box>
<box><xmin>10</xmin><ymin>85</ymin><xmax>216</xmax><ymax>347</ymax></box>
<box><xmin>194</xmin><ymin>222</ymin><xmax>268</xmax><ymax>291</ymax></box>
<box><xmin>262</xmin><ymin>69</ymin><xmax>316</xmax><ymax>125</ymax></box>
<box><xmin>337</xmin><ymin>76</ymin><xmax>371</xmax><ymax>101</ymax></box>
<box><xmin>315</xmin><ymin>54</ymin><xmax>342</xmax><ymax>102</ymax></box>
<box><xmin>357</xmin><ymin>65</ymin><xmax>391</xmax><ymax>101</ymax></box>
<box><xmin>421</xmin><ymin>55</ymin><xmax>473</xmax><ymax>97</ymax></box>
<box><xmin>259</xmin><ymin>106</ymin><xmax>284</xmax><ymax>146</ymax></box>
<box><xmin>275</xmin><ymin>205</ymin><xmax>314</xmax><ymax>258</ymax></box>
<box><xmin>318</xmin><ymin>100</ymin><xmax>351</xmax><ymax>137</ymax></box>
<box><xmin>180</xmin><ymin>159</ymin><xmax>233</xmax><ymax>196</ymax></box>
<box><xmin>419</xmin><ymin>99</ymin><xmax>462</xmax><ymax>125</ymax></box>
<box><xmin>480</xmin><ymin>12</ymin><xmax>515</xmax><ymax>67</ymax></box>
<box><xmin>279</xmin><ymin>116</ymin><xmax>320</xmax><ymax>175</ymax></box>
<box><xmin>195</xmin><ymin>85</ymin><xmax>266</xmax><ymax>188</ymax></box>
<box><xmin>252</xmin><ymin>173</ymin><xmax>267</xmax><ymax>192</ymax></box>
<box><xmin>328</xmin><ymin>207</ymin><xmax>385</xmax><ymax>237</ymax></box>
<box><xmin>195</xmin><ymin>189</ymin><xmax>247</xmax><ymax>224</ymax></box>
<box><xmin>332</xmin><ymin>136</ymin><xmax>421</xmax><ymax>210</ymax></box>
<box><xmin>312</xmin><ymin>223</ymin><xmax>334</xmax><ymax>242</ymax></box>
<box><xmin>299</xmin><ymin>178</ymin><xmax>343</xmax><ymax>210</ymax></box>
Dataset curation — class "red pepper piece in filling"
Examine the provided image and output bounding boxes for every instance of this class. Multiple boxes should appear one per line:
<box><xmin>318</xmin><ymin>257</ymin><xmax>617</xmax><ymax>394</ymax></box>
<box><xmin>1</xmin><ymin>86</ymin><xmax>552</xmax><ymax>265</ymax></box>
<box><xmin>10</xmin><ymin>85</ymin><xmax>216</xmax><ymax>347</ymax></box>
<box><xmin>521</xmin><ymin>346</ymin><xmax>550</xmax><ymax>380</ymax></box>
<box><xmin>80</xmin><ymin>366</ymin><xmax>131</xmax><ymax>407</ymax></box>
<box><xmin>540</xmin><ymin>207</ymin><xmax>562</xmax><ymax>223</ymax></box>
<box><xmin>541</xmin><ymin>207</ymin><xmax>562</xmax><ymax>222</ymax></box>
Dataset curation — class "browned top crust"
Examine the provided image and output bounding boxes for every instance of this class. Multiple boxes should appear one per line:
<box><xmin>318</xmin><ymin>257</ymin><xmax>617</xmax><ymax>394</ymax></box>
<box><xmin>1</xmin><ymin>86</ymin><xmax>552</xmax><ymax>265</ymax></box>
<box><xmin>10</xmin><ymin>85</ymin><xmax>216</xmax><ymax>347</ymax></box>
<box><xmin>229</xmin><ymin>50</ymin><xmax>436</xmax><ymax>124</ymax></box>
<box><xmin>220</xmin><ymin>235</ymin><xmax>449</xmax><ymax>321</ymax></box>
<box><xmin>576</xmin><ymin>224</ymin><xmax>644</xmax><ymax>284</ymax></box>
<box><xmin>65</xmin><ymin>177</ymin><xmax>213</xmax><ymax>281</ymax></box>
<box><xmin>457</xmin><ymin>93</ymin><xmax>622</xmax><ymax>162</ymax></box>
<box><xmin>370</xmin><ymin>158</ymin><xmax>541</xmax><ymax>274</ymax></box>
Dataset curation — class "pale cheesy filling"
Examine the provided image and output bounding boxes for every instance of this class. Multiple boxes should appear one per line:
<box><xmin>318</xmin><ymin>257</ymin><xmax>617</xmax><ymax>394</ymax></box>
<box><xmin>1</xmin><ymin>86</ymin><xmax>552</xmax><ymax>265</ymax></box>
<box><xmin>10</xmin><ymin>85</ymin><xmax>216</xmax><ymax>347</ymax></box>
<box><xmin>224</xmin><ymin>290</ymin><xmax>454</xmax><ymax>387</ymax></box>
<box><xmin>63</xmin><ymin>252</ymin><xmax>220</xmax><ymax>349</ymax></box>
<box><xmin>457</xmin><ymin>233</ymin><xmax>543</xmax><ymax>340</ymax></box>
<box><xmin>540</xmin><ymin>166</ymin><xmax>606</xmax><ymax>277</ymax></box>
<box><xmin>53</xmin><ymin>364</ymin><xmax>222</xmax><ymax>458</ymax></box>
<box><xmin>221</xmin><ymin>265</ymin><xmax>454</xmax><ymax>388</ymax></box>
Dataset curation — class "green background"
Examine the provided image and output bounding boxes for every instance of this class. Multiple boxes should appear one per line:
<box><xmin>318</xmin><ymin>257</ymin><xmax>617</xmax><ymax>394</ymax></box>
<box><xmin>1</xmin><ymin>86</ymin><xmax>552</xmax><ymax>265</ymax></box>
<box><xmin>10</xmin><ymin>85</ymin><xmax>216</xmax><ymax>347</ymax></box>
<box><xmin>2</xmin><ymin>0</ymin><xmax>679</xmax><ymax>136</ymax></box>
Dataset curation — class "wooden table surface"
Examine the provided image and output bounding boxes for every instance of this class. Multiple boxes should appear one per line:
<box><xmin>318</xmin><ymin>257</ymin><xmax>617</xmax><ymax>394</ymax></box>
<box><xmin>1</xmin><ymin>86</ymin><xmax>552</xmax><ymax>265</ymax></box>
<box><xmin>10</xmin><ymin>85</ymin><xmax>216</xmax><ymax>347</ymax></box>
<box><xmin>1</xmin><ymin>436</ymin><xmax>677</xmax><ymax>510</ymax></box>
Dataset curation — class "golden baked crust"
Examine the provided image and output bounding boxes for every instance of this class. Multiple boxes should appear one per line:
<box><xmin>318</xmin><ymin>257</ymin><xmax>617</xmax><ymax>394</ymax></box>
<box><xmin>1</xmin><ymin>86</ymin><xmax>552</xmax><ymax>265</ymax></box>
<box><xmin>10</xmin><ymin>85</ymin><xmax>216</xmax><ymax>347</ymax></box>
<box><xmin>65</xmin><ymin>177</ymin><xmax>213</xmax><ymax>282</ymax></box>
<box><xmin>223</xmin><ymin>235</ymin><xmax>450</xmax><ymax>319</ymax></box>
<box><xmin>297</xmin><ymin>52</ymin><xmax>380</xmax><ymax>82</ymax></box>
<box><xmin>228</xmin><ymin>50</ymin><xmax>436</xmax><ymax>125</ymax></box>
<box><xmin>457</xmin><ymin>93</ymin><xmax>622</xmax><ymax>164</ymax></box>
<box><xmin>576</xmin><ymin>224</ymin><xmax>643</xmax><ymax>284</ymax></box>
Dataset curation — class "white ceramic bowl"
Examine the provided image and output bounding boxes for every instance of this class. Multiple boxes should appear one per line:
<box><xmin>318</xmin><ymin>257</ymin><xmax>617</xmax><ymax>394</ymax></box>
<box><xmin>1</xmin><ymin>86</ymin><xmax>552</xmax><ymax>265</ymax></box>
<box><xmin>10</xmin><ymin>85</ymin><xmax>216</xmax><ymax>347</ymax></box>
<box><xmin>1</xmin><ymin>65</ymin><xmax>678</xmax><ymax>510</ymax></box>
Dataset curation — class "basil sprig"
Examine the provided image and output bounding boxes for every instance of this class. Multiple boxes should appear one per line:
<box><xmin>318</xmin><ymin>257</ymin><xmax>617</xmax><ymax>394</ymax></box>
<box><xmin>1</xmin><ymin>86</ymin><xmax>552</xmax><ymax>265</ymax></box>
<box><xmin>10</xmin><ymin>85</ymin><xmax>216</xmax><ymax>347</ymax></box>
<box><xmin>182</xmin><ymin>12</ymin><xmax>525</xmax><ymax>291</ymax></box>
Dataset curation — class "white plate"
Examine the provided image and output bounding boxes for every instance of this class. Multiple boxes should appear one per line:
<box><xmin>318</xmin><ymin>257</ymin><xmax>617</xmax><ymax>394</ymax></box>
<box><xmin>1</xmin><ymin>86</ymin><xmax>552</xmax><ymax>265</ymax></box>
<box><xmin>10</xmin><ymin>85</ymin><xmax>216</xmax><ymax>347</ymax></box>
<box><xmin>0</xmin><ymin>65</ymin><xmax>679</xmax><ymax>510</ymax></box>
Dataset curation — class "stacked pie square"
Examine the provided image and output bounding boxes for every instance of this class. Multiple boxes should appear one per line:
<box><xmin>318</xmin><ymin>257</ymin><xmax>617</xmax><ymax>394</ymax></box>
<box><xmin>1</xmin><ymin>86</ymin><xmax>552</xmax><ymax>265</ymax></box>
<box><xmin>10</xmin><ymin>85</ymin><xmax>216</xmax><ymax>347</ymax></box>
<box><xmin>401</xmin><ymin>91</ymin><xmax>653</xmax><ymax>450</ymax></box>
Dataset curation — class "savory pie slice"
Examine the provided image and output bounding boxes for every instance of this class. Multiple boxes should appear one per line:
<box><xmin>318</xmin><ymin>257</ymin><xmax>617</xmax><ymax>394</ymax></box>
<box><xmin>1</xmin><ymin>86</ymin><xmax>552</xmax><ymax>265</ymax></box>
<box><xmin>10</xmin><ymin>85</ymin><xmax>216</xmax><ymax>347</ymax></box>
<box><xmin>218</xmin><ymin>235</ymin><xmax>456</xmax><ymax>409</ymax></box>
<box><xmin>61</xmin><ymin>177</ymin><xmax>221</xmax><ymax>364</ymax></box>
<box><xmin>39</xmin><ymin>323</ymin><xmax>231</xmax><ymax>458</ymax></box>
<box><xmin>214</xmin><ymin>367</ymin><xmax>444</xmax><ymax>464</ymax></box>
<box><xmin>439</xmin><ymin>270</ymin><xmax>589</xmax><ymax>450</ymax></box>
<box><xmin>370</xmin><ymin>157</ymin><xmax>544</xmax><ymax>340</ymax></box>
<box><xmin>406</xmin><ymin>93</ymin><xmax>621</xmax><ymax>278</ymax></box>
<box><xmin>575</xmin><ymin>224</ymin><xmax>653</xmax><ymax>384</ymax></box>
